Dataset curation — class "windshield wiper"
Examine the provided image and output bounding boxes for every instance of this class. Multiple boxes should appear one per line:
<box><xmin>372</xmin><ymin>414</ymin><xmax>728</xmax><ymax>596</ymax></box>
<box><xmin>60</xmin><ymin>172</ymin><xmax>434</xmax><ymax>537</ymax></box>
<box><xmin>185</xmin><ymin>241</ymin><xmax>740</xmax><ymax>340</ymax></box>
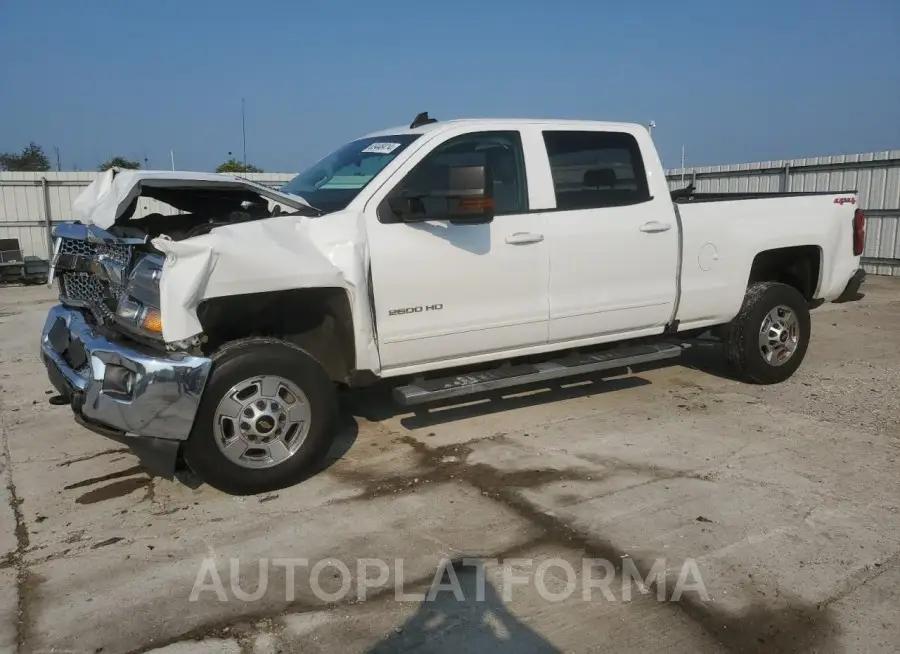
<box><xmin>292</xmin><ymin>205</ymin><xmax>327</xmax><ymax>217</ymax></box>
<box><xmin>279</xmin><ymin>191</ymin><xmax>326</xmax><ymax>216</ymax></box>
<box><xmin>235</xmin><ymin>176</ymin><xmax>327</xmax><ymax>216</ymax></box>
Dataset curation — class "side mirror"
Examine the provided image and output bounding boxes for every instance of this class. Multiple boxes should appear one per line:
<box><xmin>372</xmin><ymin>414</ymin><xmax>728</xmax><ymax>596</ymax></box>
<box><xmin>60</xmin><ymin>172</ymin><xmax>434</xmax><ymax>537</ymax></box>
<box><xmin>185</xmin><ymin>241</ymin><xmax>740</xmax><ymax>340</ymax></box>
<box><xmin>385</xmin><ymin>164</ymin><xmax>495</xmax><ymax>224</ymax></box>
<box><xmin>445</xmin><ymin>164</ymin><xmax>494</xmax><ymax>224</ymax></box>
<box><xmin>446</xmin><ymin>164</ymin><xmax>487</xmax><ymax>197</ymax></box>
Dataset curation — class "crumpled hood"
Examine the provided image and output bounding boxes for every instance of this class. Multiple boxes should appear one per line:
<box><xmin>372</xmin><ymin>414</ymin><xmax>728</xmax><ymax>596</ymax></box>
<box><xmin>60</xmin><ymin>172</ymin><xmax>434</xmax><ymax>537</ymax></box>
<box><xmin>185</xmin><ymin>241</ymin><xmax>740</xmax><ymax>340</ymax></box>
<box><xmin>72</xmin><ymin>169</ymin><xmax>313</xmax><ymax>229</ymax></box>
<box><xmin>151</xmin><ymin>211</ymin><xmax>380</xmax><ymax>373</ymax></box>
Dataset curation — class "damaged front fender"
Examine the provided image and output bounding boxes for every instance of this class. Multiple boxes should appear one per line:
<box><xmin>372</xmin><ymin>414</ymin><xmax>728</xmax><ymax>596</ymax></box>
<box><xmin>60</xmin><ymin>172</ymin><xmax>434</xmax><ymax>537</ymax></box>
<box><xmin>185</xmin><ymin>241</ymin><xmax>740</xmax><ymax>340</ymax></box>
<box><xmin>152</xmin><ymin>212</ymin><xmax>380</xmax><ymax>373</ymax></box>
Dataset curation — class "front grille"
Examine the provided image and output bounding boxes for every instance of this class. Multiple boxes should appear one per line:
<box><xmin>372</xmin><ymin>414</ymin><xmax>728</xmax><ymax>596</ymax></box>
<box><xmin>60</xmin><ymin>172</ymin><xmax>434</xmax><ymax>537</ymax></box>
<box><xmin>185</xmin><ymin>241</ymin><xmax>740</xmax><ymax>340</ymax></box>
<box><xmin>58</xmin><ymin>238</ymin><xmax>131</xmax><ymax>266</ymax></box>
<box><xmin>60</xmin><ymin>272</ymin><xmax>127</xmax><ymax>322</ymax></box>
<box><xmin>56</xmin><ymin>238</ymin><xmax>132</xmax><ymax>324</ymax></box>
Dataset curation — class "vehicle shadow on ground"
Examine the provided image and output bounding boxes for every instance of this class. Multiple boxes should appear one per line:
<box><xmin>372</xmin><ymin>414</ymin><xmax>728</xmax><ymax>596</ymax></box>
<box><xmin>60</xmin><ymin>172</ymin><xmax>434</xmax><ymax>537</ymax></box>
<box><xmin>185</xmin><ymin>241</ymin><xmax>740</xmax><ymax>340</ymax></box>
<box><xmin>320</xmin><ymin>409</ymin><xmax>360</xmax><ymax>465</ymax></box>
<box><xmin>832</xmin><ymin>291</ymin><xmax>865</xmax><ymax>303</ymax></box>
<box><xmin>678</xmin><ymin>338</ymin><xmax>744</xmax><ymax>382</ymax></box>
<box><xmin>366</xmin><ymin>559</ymin><xmax>560</xmax><ymax>654</ymax></box>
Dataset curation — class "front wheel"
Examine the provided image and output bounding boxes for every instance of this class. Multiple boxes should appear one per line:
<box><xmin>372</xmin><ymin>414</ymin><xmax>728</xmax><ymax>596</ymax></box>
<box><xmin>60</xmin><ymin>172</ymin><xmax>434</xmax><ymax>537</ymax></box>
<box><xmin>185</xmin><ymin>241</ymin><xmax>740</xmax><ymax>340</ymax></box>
<box><xmin>184</xmin><ymin>337</ymin><xmax>337</xmax><ymax>495</ymax></box>
<box><xmin>723</xmin><ymin>282</ymin><xmax>811</xmax><ymax>384</ymax></box>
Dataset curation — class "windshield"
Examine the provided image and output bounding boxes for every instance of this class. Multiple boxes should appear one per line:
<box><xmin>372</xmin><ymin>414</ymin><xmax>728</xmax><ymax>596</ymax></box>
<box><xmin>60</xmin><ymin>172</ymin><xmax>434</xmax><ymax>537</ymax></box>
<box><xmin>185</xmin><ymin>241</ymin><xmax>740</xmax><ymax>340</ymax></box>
<box><xmin>281</xmin><ymin>135</ymin><xmax>421</xmax><ymax>213</ymax></box>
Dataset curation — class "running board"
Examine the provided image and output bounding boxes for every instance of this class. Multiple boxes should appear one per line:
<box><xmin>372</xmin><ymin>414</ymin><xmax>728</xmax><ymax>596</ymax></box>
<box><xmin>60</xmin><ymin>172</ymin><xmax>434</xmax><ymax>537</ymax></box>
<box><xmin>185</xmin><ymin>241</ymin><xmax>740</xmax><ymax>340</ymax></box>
<box><xmin>393</xmin><ymin>343</ymin><xmax>683</xmax><ymax>407</ymax></box>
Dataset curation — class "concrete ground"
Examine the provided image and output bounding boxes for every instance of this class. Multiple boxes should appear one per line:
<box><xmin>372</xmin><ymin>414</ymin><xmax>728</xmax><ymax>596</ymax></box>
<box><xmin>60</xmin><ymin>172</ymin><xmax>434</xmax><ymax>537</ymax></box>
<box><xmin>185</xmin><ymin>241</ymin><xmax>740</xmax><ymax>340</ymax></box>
<box><xmin>1</xmin><ymin>277</ymin><xmax>898</xmax><ymax>654</ymax></box>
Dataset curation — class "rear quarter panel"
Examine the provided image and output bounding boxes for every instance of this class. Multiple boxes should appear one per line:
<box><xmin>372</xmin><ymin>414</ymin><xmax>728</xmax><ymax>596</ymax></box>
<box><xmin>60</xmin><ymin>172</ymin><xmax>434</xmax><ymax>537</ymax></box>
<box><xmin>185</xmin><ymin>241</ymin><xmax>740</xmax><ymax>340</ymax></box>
<box><xmin>675</xmin><ymin>194</ymin><xmax>859</xmax><ymax>329</ymax></box>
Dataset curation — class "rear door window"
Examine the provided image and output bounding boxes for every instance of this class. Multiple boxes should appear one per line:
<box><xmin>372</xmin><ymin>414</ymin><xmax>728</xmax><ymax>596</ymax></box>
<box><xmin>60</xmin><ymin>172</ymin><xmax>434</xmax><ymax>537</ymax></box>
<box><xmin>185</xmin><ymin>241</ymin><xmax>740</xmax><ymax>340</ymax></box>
<box><xmin>542</xmin><ymin>131</ymin><xmax>651</xmax><ymax>210</ymax></box>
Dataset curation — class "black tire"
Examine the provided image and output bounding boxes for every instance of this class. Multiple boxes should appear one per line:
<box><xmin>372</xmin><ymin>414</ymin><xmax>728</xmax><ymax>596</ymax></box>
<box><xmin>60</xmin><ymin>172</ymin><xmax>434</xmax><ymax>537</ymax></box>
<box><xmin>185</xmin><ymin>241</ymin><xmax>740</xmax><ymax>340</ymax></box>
<box><xmin>724</xmin><ymin>281</ymin><xmax>811</xmax><ymax>384</ymax></box>
<box><xmin>184</xmin><ymin>337</ymin><xmax>337</xmax><ymax>495</ymax></box>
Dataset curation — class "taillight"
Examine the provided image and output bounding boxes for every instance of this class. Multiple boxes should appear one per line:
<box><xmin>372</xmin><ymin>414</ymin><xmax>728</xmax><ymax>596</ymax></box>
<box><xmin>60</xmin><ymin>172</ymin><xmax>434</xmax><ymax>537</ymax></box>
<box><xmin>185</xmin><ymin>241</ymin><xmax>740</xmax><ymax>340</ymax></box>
<box><xmin>853</xmin><ymin>208</ymin><xmax>865</xmax><ymax>256</ymax></box>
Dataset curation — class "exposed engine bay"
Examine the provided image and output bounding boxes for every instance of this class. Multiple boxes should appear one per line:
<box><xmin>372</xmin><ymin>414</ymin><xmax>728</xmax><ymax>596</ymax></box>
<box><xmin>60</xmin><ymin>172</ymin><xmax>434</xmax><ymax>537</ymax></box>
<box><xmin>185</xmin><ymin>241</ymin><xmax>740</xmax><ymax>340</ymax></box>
<box><xmin>69</xmin><ymin>169</ymin><xmax>317</xmax><ymax>234</ymax></box>
<box><xmin>109</xmin><ymin>187</ymin><xmax>295</xmax><ymax>242</ymax></box>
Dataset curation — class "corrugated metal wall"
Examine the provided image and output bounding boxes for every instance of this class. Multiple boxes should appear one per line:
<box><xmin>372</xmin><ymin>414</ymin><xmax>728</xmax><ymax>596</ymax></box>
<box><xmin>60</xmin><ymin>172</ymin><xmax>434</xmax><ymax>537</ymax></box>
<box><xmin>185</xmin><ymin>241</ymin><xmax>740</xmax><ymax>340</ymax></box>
<box><xmin>666</xmin><ymin>150</ymin><xmax>900</xmax><ymax>275</ymax></box>
<box><xmin>4</xmin><ymin>151</ymin><xmax>900</xmax><ymax>275</ymax></box>
<box><xmin>0</xmin><ymin>172</ymin><xmax>294</xmax><ymax>260</ymax></box>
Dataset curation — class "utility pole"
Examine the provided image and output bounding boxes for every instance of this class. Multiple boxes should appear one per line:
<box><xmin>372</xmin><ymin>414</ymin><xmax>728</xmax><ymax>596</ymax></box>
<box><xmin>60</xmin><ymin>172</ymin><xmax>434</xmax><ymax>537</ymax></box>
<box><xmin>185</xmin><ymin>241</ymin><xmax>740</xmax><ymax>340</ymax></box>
<box><xmin>53</xmin><ymin>146</ymin><xmax>61</xmax><ymax>171</ymax></box>
<box><xmin>241</xmin><ymin>97</ymin><xmax>247</xmax><ymax>168</ymax></box>
<box><xmin>170</xmin><ymin>150</ymin><xmax>176</xmax><ymax>171</ymax></box>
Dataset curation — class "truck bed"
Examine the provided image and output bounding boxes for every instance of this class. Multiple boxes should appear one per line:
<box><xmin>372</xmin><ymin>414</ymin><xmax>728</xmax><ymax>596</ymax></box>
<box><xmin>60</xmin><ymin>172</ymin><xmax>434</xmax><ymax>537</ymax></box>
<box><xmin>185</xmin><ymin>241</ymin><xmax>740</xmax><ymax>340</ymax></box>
<box><xmin>671</xmin><ymin>189</ymin><xmax>861</xmax><ymax>333</ymax></box>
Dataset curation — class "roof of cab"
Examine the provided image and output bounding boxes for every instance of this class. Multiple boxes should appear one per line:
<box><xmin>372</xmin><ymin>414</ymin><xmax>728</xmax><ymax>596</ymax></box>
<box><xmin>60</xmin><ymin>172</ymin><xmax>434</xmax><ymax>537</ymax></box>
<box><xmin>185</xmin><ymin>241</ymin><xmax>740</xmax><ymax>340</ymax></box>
<box><xmin>363</xmin><ymin>118</ymin><xmax>643</xmax><ymax>139</ymax></box>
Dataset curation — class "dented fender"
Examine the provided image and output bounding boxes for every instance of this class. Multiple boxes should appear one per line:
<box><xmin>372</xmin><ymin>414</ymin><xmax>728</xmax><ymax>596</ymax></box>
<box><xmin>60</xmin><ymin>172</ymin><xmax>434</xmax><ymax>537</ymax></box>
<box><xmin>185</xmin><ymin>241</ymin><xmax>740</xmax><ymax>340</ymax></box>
<box><xmin>152</xmin><ymin>211</ymin><xmax>380</xmax><ymax>373</ymax></box>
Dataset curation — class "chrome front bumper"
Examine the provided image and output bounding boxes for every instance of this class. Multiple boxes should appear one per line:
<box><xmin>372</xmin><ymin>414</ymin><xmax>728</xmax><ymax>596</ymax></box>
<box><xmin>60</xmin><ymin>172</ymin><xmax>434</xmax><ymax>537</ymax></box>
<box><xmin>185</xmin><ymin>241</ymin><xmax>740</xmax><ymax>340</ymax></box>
<box><xmin>40</xmin><ymin>305</ymin><xmax>212</xmax><ymax>442</ymax></box>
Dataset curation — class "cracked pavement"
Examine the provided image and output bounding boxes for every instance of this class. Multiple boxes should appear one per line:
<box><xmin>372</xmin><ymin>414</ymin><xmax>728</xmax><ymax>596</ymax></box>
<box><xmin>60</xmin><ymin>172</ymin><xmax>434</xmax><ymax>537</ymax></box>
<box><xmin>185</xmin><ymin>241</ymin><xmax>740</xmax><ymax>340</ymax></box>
<box><xmin>1</xmin><ymin>278</ymin><xmax>899</xmax><ymax>653</ymax></box>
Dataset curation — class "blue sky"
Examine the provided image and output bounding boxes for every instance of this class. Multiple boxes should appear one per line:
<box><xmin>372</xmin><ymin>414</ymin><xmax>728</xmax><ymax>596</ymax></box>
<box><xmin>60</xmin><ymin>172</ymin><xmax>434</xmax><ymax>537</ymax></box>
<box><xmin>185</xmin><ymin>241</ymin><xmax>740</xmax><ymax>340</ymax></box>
<box><xmin>2</xmin><ymin>0</ymin><xmax>898</xmax><ymax>173</ymax></box>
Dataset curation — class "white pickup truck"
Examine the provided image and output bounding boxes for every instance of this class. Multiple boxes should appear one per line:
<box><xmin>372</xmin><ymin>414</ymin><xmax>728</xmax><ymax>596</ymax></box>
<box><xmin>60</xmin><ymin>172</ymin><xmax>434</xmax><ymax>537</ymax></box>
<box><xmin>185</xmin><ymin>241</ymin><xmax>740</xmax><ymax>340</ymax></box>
<box><xmin>41</xmin><ymin>113</ymin><xmax>867</xmax><ymax>494</ymax></box>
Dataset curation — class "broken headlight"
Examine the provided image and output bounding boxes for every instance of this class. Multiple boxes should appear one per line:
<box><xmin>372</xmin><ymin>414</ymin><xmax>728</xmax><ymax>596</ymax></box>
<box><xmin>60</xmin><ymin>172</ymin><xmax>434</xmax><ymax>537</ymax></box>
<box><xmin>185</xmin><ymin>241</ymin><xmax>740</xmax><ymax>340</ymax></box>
<box><xmin>115</xmin><ymin>253</ymin><xmax>164</xmax><ymax>338</ymax></box>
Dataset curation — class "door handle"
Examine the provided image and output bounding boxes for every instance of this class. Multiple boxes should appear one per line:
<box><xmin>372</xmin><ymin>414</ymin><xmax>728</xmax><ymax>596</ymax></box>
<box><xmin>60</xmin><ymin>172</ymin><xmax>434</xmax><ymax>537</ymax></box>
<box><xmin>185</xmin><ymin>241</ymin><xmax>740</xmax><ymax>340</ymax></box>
<box><xmin>505</xmin><ymin>232</ymin><xmax>544</xmax><ymax>245</ymax></box>
<box><xmin>639</xmin><ymin>221</ymin><xmax>672</xmax><ymax>233</ymax></box>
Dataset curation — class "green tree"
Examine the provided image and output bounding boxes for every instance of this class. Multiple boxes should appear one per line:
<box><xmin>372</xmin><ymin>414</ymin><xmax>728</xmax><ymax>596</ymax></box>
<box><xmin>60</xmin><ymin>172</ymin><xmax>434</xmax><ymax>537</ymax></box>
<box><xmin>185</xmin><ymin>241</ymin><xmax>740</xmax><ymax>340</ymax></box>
<box><xmin>216</xmin><ymin>158</ymin><xmax>263</xmax><ymax>173</ymax></box>
<box><xmin>0</xmin><ymin>142</ymin><xmax>51</xmax><ymax>171</ymax></box>
<box><xmin>98</xmin><ymin>156</ymin><xmax>141</xmax><ymax>171</ymax></box>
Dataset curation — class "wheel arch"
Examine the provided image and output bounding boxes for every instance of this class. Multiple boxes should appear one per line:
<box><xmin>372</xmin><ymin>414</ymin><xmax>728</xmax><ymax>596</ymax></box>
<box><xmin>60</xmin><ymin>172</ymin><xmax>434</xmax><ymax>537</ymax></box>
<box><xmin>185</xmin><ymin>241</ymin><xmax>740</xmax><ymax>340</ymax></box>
<box><xmin>746</xmin><ymin>245</ymin><xmax>822</xmax><ymax>301</ymax></box>
<box><xmin>196</xmin><ymin>288</ymin><xmax>356</xmax><ymax>384</ymax></box>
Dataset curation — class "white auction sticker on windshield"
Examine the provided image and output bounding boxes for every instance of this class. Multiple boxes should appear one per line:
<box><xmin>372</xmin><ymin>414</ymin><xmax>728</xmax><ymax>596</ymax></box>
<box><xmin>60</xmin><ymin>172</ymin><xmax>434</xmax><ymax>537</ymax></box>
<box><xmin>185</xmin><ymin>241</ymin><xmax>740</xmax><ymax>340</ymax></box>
<box><xmin>361</xmin><ymin>142</ymin><xmax>401</xmax><ymax>154</ymax></box>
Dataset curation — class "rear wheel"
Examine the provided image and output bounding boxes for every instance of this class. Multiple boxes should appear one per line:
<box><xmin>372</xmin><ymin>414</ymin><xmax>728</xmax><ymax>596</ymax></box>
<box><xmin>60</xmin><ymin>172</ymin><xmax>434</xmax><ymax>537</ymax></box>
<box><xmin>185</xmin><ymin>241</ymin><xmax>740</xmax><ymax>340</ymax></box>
<box><xmin>184</xmin><ymin>338</ymin><xmax>337</xmax><ymax>495</ymax></box>
<box><xmin>724</xmin><ymin>282</ymin><xmax>810</xmax><ymax>384</ymax></box>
